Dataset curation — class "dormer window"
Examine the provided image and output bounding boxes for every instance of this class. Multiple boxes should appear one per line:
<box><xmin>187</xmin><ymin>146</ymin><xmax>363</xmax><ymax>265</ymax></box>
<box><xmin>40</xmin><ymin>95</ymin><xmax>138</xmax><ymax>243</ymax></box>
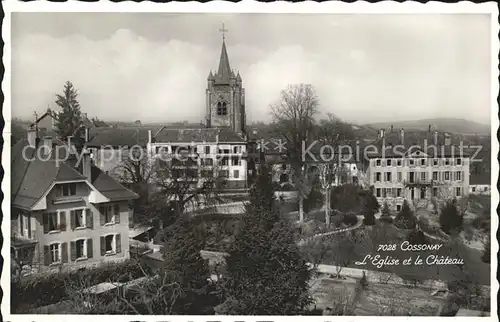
<box><xmin>217</xmin><ymin>102</ymin><xmax>228</xmax><ymax>116</ymax></box>
<box><xmin>60</xmin><ymin>183</ymin><xmax>77</xmax><ymax>197</ymax></box>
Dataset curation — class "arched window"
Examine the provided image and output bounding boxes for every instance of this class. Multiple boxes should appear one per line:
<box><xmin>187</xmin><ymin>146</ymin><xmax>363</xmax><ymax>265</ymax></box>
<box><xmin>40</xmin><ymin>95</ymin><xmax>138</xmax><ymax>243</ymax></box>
<box><xmin>217</xmin><ymin>102</ymin><xmax>228</xmax><ymax>116</ymax></box>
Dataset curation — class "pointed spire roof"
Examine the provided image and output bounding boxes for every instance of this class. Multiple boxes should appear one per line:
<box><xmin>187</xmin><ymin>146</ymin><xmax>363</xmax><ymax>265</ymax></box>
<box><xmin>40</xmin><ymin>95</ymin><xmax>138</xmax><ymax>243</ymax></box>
<box><xmin>207</xmin><ymin>70</ymin><xmax>214</xmax><ymax>80</ymax></box>
<box><xmin>216</xmin><ymin>39</ymin><xmax>234</xmax><ymax>82</ymax></box>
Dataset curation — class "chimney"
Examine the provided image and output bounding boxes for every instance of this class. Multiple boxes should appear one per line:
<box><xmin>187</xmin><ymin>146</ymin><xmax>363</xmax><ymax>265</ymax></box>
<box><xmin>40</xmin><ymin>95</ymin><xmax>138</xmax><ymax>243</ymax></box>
<box><xmin>84</xmin><ymin>128</ymin><xmax>89</xmax><ymax>142</ymax></box>
<box><xmin>400</xmin><ymin>128</ymin><xmax>404</xmax><ymax>145</ymax></box>
<box><xmin>27</xmin><ymin>127</ymin><xmax>38</xmax><ymax>147</ymax></box>
<box><xmin>148</xmin><ymin>130</ymin><xmax>152</xmax><ymax>144</ymax></box>
<box><xmin>41</xmin><ymin>136</ymin><xmax>53</xmax><ymax>156</ymax></box>
<box><xmin>433</xmin><ymin>130</ymin><xmax>438</xmax><ymax>146</ymax></box>
<box><xmin>81</xmin><ymin>149</ymin><xmax>92</xmax><ymax>180</ymax></box>
<box><xmin>444</xmin><ymin>133</ymin><xmax>451</xmax><ymax>146</ymax></box>
<box><xmin>67</xmin><ymin>136</ymin><xmax>76</xmax><ymax>155</ymax></box>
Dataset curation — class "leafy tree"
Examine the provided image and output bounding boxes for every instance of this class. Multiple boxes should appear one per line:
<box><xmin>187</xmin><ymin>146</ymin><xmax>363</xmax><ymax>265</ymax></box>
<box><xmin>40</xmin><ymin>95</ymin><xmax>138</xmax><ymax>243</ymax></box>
<box><xmin>217</xmin><ymin>165</ymin><xmax>313</xmax><ymax>315</ymax></box>
<box><xmin>395</xmin><ymin>200</ymin><xmax>417</xmax><ymax>229</ymax></box>
<box><xmin>360</xmin><ymin>190</ymin><xmax>379</xmax><ymax>225</ymax></box>
<box><xmin>54</xmin><ymin>81</ymin><xmax>83</xmax><ymax>140</ymax></box>
<box><xmin>162</xmin><ymin>217</ymin><xmax>217</xmax><ymax>314</ymax></box>
<box><xmin>439</xmin><ymin>199</ymin><xmax>464</xmax><ymax>234</ymax></box>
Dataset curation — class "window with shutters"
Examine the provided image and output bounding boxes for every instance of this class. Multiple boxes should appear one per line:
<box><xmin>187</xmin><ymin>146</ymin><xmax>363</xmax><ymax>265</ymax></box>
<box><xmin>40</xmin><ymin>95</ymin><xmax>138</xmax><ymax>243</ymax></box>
<box><xmin>396</xmin><ymin>188</ymin><xmax>402</xmax><ymax>198</ymax></box>
<box><xmin>455</xmin><ymin>171</ymin><xmax>462</xmax><ymax>181</ymax></box>
<box><xmin>43</xmin><ymin>212</ymin><xmax>66</xmax><ymax>233</ymax></box>
<box><xmin>455</xmin><ymin>187</ymin><xmax>462</xmax><ymax>197</ymax></box>
<box><xmin>375</xmin><ymin>159</ymin><xmax>381</xmax><ymax>166</ymax></box>
<box><xmin>231</xmin><ymin>157</ymin><xmax>241</xmax><ymax>166</ymax></box>
<box><xmin>205</xmin><ymin>146</ymin><xmax>211</xmax><ymax>154</ymax></box>
<box><xmin>444</xmin><ymin>171</ymin><xmax>450</xmax><ymax>180</ymax></box>
<box><xmin>75</xmin><ymin>239</ymin><xmax>86</xmax><ymax>259</ymax></box>
<box><xmin>432</xmin><ymin>171</ymin><xmax>438</xmax><ymax>180</ymax></box>
<box><xmin>376</xmin><ymin>188</ymin><xmax>381</xmax><ymax>197</ymax></box>
<box><xmin>100</xmin><ymin>205</ymin><xmax>120</xmax><ymax>225</ymax></box>
<box><xmin>72</xmin><ymin>209</ymin><xmax>85</xmax><ymax>229</ymax></box>
<box><xmin>101</xmin><ymin>234</ymin><xmax>121</xmax><ymax>255</ymax></box>
<box><xmin>50</xmin><ymin>243</ymin><xmax>60</xmax><ymax>264</ymax></box>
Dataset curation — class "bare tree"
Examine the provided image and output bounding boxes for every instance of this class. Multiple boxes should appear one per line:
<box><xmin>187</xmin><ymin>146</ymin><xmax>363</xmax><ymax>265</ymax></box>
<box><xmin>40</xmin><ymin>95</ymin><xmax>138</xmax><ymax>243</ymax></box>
<box><xmin>152</xmin><ymin>151</ymin><xmax>227</xmax><ymax>219</ymax></box>
<box><xmin>315</xmin><ymin>114</ymin><xmax>356</xmax><ymax>226</ymax></box>
<box><xmin>271</xmin><ymin>84</ymin><xmax>319</xmax><ymax>223</ymax></box>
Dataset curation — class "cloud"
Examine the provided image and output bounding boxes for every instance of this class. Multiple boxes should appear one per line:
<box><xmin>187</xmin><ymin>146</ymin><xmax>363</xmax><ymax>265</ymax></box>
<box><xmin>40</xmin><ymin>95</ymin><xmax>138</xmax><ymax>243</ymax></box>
<box><xmin>12</xmin><ymin>21</ymin><xmax>491</xmax><ymax>125</ymax></box>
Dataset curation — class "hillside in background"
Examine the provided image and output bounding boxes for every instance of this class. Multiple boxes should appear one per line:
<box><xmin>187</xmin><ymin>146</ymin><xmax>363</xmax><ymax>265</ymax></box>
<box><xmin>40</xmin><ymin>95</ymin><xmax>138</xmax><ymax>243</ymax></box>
<box><xmin>363</xmin><ymin>118</ymin><xmax>490</xmax><ymax>135</ymax></box>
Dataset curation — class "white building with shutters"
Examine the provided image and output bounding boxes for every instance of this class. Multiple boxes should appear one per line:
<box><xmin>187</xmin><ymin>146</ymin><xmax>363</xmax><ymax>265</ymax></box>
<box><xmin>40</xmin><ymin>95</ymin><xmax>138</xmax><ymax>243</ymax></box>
<box><xmin>11</xmin><ymin>132</ymin><xmax>138</xmax><ymax>275</ymax></box>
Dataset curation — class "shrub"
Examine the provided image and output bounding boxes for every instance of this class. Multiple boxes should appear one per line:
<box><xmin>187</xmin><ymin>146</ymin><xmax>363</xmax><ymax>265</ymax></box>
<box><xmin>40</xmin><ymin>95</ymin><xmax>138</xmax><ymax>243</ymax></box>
<box><xmin>481</xmin><ymin>236</ymin><xmax>490</xmax><ymax>264</ymax></box>
<box><xmin>381</xmin><ymin>202</ymin><xmax>392</xmax><ymax>216</ymax></box>
<box><xmin>342</xmin><ymin>213</ymin><xmax>358</xmax><ymax>226</ymax></box>
<box><xmin>359</xmin><ymin>271</ymin><xmax>368</xmax><ymax>289</ymax></box>
<box><xmin>379</xmin><ymin>214</ymin><xmax>393</xmax><ymax>224</ymax></box>
<box><xmin>395</xmin><ymin>200</ymin><xmax>416</xmax><ymax>229</ymax></box>
<box><xmin>406</xmin><ymin>229</ymin><xmax>428</xmax><ymax>244</ymax></box>
<box><xmin>11</xmin><ymin>260</ymin><xmax>149</xmax><ymax>312</ymax></box>
<box><xmin>439</xmin><ymin>199</ymin><xmax>463</xmax><ymax>234</ymax></box>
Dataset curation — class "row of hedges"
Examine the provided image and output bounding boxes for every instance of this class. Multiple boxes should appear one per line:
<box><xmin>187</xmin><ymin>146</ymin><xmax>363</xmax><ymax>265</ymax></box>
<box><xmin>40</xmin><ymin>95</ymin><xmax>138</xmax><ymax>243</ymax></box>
<box><xmin>11</xmin><ymin>259</ymin><xmax>151</xmax><ymax>312</ymax></box>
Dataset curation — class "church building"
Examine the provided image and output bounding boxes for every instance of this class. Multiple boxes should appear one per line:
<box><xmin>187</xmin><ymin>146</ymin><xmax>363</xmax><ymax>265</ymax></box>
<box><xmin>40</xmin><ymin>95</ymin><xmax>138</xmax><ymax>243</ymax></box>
<box><xmin>145</xmin><ymin>31</ymin><xmax>252</xmax><ymax>190</ymax></box>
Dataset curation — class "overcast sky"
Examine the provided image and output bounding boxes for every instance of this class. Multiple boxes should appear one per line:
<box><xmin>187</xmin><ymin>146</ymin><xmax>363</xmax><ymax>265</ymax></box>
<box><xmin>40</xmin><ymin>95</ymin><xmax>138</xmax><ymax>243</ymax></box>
<box><xmin>11</xmin><ymin>13</ymin><xmax>491</xmax><ymax>125</ymax></box>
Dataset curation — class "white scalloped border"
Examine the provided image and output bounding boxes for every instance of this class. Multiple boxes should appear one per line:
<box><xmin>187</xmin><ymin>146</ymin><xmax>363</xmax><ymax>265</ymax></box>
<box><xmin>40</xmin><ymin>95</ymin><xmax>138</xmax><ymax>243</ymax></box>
<box><xmin>1</xmin><ymin>1</ymin><xmax>498</xmax><ymax>322</ymax></box>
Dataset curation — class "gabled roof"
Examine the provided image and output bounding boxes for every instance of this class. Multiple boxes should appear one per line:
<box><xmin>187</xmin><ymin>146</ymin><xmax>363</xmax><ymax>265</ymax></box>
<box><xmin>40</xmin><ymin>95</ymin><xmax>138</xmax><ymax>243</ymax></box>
<box><xmin>11</xmin><ymin>139</ymin><xmax>87</xmax><ymax>210</ymax></box>
<box><xmin>90</xmin><ymin>166</ymin><xmax>139</xmax><ymax>201</ymax></box>
<box><xmin>154</xmin><ymin>127</ymin><xmax>245</xmax><ymax>143</ymax></box>
<box><xmin>12</xmin><ymin>139</ymin><xmax>139</xmax><ymax>210</ymax></box>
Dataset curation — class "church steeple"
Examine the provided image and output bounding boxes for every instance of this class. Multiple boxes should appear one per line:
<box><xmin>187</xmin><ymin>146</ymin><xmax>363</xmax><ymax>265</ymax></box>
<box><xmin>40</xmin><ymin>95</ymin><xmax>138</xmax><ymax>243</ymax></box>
<box><xmin>206</xmin><ymin>23</ymin><xmax>246</xmax><ymax>133</ymax></box>
<box><xmin>216</xmin><ymin>38</ymin><xmax>234</xmax><ymax>82</ymax></box>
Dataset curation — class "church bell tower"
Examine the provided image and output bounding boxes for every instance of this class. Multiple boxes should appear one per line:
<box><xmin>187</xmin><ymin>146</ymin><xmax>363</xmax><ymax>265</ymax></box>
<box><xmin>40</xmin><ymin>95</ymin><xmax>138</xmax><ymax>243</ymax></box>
<box><xmin>206</xmin><ymin>24</ymin><xmax>246</xmax><ymax>134</ymax></box>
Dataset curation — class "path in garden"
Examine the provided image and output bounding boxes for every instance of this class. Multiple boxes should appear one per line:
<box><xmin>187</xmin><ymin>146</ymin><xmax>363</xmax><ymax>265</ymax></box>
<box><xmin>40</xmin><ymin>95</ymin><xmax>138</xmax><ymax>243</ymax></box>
<box><xmin>297</xmin><ymin>215</ymin><xmax>365</xmax><ymax>246</ymax></box>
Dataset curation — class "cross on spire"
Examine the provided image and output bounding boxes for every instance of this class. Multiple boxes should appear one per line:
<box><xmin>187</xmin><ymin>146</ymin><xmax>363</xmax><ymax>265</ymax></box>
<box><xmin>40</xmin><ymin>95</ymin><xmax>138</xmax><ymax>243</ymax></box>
<box><xmin>219</xmin><ymin>23</ymin><xmax>228</xmax><ymax>41</ymax></box>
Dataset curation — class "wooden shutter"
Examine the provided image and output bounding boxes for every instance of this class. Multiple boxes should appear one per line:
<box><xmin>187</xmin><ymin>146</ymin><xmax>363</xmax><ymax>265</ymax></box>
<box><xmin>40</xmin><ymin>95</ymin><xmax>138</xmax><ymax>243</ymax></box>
<box><xmin>61</xmin><ymin>242</ymin><xmax>68</xmax><ymax>263</ymax></box>
<box><xmin>114</xmin><ymin>205</ymin><xmax>121</xmax><ymax>224</ymax></box>
<box><xmin>87</xmin><ymin>238</ymin><xmax>93</xmax><ymax>258</ymax></box>
<box><xmin>115</xmin><ymin>234</ymin><xmax>121</xmax><ymax>253</ymax></box>
<box><xmin>100</xmin><ymin>236</ymin><xmax>106</xmax><ymax>256</ymax></box>
<box><xmin>43</xmin><ymin>214</ymin><xmax>49</xmax><ymax>234</ymax></box>
<box><xmin>44</xmin><ymin>245</ymin><xmax>50</xmax><ymax>266</ymax></box>
<box><xmin>59</xmin><ymin>211</ymin><xmax>66</xmax><ymax>231</ymax></box>
<box><xmin>70</xmin><ymin>241</ymin><xmax>76</xmax><ymax>261</ymax></box>
<box><xmin>27</xmin><ymin>214</ymin><xmax>32</xmax><ymax>238</ymax></box>
<box><xmin>86</xmin><ymin>209</ymin><xmax>93</xmax><ymax>229</ymax></box>
<box><xmin>70</xmin><ymin>211</ymin><xmax>76</xmax><ymax>230</ymax></box>
<box><xmin>100</xmin><ymin>207</ymin><xmax>105</xmax><ymax>226</ymax></box>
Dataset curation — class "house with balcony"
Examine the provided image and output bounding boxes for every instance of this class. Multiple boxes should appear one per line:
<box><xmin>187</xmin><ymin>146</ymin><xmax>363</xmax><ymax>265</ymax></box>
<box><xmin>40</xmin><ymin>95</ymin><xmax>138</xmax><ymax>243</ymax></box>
<box><xmin>11</xmin><ymin>129</ymin><xmax>138</xmax><ymax>276</ymax></box>
<box><xmin>366</xmin><ymin>128</ymin><xmax>470</xmax><ymax>212</ymax></box>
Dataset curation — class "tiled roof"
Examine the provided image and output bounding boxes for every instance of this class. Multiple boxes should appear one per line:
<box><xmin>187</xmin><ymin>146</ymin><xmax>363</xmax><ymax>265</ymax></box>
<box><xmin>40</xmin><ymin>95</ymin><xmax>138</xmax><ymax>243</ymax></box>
<box><xmin>86</xmin><ymin>127</ymin><xmax>160</xmax><ymax>147</ymax></box>
<box><xmin>11</xmin><ymin>140</ymin><xmax>87</xmax><ymax>210</ymax></box>
<box><xmin>367</xmin><ymin>131</ymin><xmax>469</xmax><ymax>158</ymax></box>
<box><xmin>470</xmin><ymin>172</ymin><xmax>490</xmax><ymax>185</ymax></box>
<box><xmin>12</xmin><ymin>139</ymin><xmax>138</xmax><ymax>210</ymax></box>
<box><xmin>154</xmin><ymin>127</ymin><xmax>245</xmax><ymax>143</ymax></box>
<box><xmin>90</xmin><ymin>166</ymin><xmax>139</xmax><ymax>201</ymax></box>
